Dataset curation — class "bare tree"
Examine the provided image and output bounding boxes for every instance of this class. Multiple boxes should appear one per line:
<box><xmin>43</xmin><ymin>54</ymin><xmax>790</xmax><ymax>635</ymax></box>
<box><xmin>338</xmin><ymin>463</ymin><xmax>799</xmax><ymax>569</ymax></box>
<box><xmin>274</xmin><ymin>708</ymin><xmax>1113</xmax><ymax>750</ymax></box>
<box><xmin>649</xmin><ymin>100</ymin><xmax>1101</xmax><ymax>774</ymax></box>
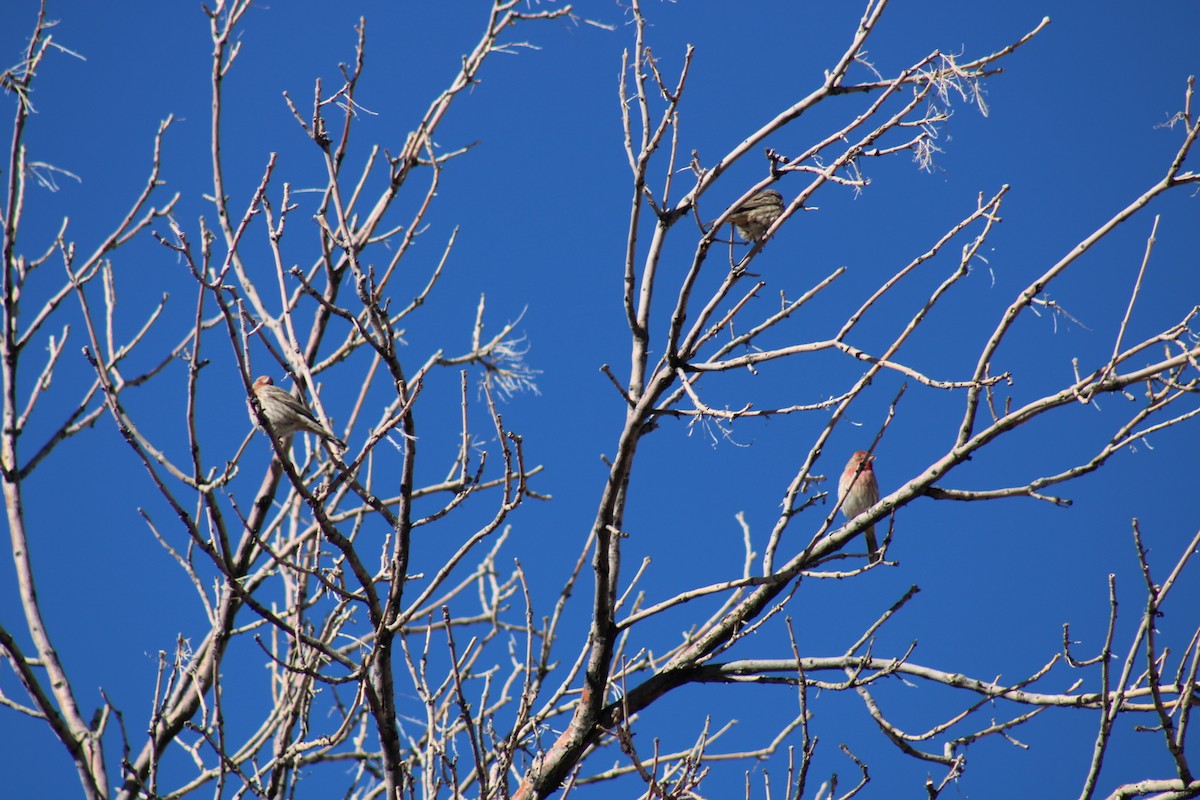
<box><xmin>2</xmin><ymin>1</ymin><xmax>1199</xmax><ymax>799</ymax></box>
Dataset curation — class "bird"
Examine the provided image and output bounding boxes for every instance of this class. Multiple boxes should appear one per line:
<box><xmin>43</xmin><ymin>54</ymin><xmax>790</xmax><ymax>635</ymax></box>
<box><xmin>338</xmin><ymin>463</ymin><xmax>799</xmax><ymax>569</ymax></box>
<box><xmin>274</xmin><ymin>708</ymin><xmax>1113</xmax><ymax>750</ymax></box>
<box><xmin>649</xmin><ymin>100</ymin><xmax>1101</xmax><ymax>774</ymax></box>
<box><xmin>838</xmin><ymin>451</ymin><xmax>880</xmax><ymax>561</ymax></box>
<box><xmin>725</xmin><ymin>189</ymin><xmax>785</xmax><ymax>241</ymax></box>
<box><xmin>249</xmin><ymin>375</ymin><xmax>345</xmax><ymax>449</ymax></box>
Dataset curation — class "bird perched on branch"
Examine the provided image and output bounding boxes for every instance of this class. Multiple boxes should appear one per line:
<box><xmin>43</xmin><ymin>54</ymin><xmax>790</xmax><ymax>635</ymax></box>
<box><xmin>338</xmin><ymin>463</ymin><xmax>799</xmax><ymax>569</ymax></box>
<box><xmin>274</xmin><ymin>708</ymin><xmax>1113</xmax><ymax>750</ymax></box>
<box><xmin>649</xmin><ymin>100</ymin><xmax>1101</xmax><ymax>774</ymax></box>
<box><xmin>249</xmin><ymin>375</ymin><xmax>345</xmax><ymax>449</ymax></box>
<box><xmin>838</xmin><ymin>451</ymin><xmax>880</xmax><ymax>561</ymax></box>
<box><xmin>724</xmin><ymin>189</ymin><xmax>784</xmax><ymax>241</ymax></box>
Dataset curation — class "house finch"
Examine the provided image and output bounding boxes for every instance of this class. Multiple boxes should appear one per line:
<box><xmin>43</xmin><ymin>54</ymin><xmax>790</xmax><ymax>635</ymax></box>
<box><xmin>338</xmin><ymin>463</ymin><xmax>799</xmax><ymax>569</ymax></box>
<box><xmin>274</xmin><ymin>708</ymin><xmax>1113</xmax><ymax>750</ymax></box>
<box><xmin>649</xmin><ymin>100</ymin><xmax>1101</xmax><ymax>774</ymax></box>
<box><xmin>838</xmin><ymin>450</ymin><xmax>880</xmax><ymax>561</ymax></box>
<box><xmin>249</xmin><ymin>375</ymin><xmax>345</xmax><ymax>449</ymax></box>
<box><xmin>725</xmin><ymin>189</ymin><xmax>784</xmax><ymax>241</ymax></box>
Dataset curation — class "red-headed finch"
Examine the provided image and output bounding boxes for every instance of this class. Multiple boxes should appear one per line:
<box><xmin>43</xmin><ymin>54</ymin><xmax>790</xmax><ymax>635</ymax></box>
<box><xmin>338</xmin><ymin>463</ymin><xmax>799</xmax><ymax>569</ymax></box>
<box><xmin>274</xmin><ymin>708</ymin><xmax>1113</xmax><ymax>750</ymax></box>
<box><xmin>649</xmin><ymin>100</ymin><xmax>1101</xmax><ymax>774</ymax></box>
<box><xmin>726</xmin><ymin>189</ymin><xmax>784</xmax><ymax>241</ymax></box>
<box><xmin>249</xmin><ymin>375</ymin><xmax>345</xmax><ymax>449</ymax></box>
<box><xmin>838</xmin><ymin>450</ymin><xmax>880</xmax><ymax>561</ymax></box>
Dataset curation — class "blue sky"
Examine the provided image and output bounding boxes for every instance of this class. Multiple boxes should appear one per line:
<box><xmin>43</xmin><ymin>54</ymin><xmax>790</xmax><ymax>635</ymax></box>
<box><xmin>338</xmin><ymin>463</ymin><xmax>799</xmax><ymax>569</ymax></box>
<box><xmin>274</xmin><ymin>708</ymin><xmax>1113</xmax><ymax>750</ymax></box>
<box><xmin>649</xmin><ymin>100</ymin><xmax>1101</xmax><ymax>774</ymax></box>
<box><xmin>2</xmin><ymin>1</ymin><xmax>1199</xmax><ymax>798</ymax></box>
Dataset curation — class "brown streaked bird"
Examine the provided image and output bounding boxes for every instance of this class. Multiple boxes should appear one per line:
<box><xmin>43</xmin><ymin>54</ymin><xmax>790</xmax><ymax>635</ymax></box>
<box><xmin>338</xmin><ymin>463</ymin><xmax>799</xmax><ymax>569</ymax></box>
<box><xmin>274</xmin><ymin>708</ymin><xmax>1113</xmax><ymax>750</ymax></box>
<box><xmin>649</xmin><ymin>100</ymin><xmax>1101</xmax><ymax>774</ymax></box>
<box><xmin>726</xmin><ymin>189</ymin><xmax>784</xmax><ymax>241</ymax></box>
<box><xmin>838</xmin><ymin>450</ymin><xmax>880</xmax><ymax>561</ymax></box>
<box><xmin>249</xmin><ymin>375</ymin><xmax>345</xmax><ymax>449</ymax></box>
